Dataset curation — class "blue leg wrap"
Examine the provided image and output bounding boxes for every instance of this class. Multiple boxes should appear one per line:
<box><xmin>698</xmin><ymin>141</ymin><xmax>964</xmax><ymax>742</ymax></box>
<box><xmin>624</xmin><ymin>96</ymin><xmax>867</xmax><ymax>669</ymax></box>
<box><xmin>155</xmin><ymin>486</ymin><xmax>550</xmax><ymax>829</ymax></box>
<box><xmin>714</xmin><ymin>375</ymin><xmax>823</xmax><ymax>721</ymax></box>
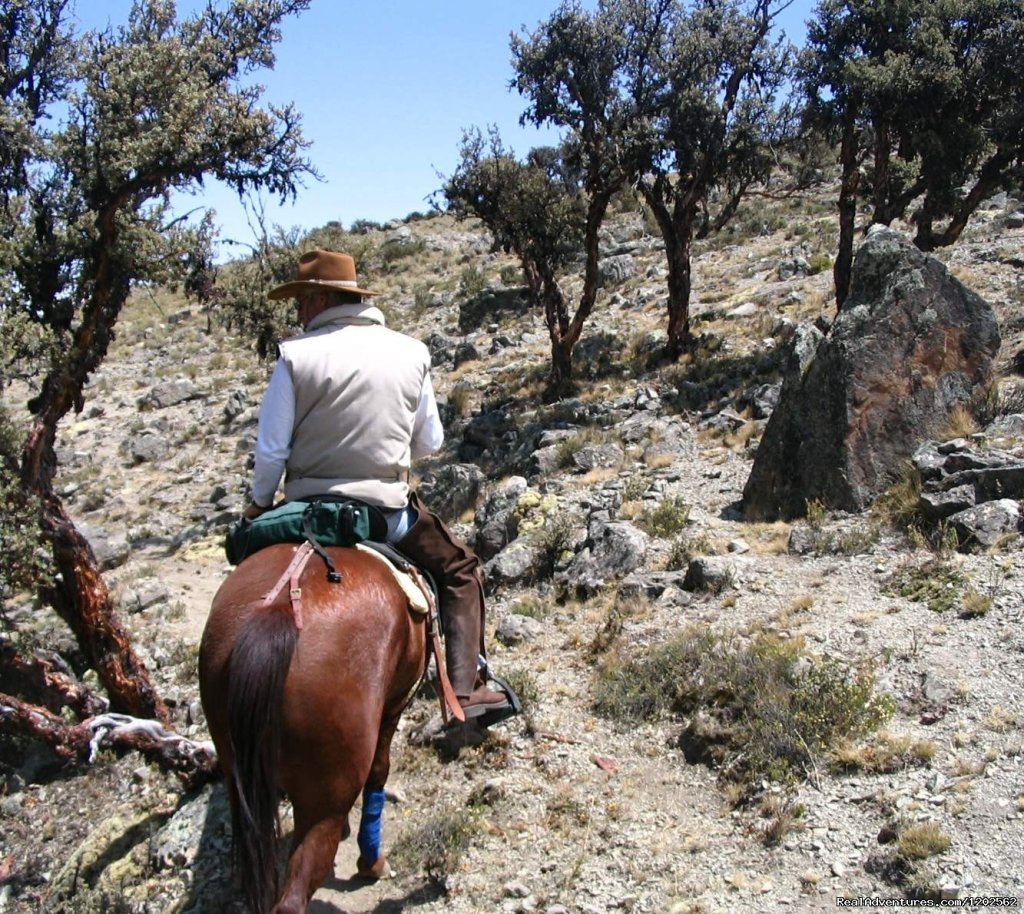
<box><xmin>357</xmin><ymin>787</ymin><xmax>386</xmax><ymax>863</ymax></box>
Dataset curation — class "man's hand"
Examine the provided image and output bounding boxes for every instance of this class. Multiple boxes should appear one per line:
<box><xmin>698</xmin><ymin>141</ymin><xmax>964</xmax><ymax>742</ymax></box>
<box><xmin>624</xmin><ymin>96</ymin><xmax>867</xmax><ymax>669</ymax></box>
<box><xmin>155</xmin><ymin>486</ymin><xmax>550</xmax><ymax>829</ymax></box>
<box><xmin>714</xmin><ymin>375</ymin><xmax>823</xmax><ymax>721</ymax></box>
<box><xmin>243</xmin><ymin>501</ymin><xmax>269</xmax><ymax>521</ymax></box>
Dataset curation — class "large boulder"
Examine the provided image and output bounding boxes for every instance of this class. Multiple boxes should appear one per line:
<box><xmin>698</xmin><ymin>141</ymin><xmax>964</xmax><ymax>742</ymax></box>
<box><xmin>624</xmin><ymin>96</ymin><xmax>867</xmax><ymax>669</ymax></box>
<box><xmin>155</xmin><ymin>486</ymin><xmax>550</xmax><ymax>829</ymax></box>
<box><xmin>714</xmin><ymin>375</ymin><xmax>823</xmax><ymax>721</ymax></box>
<box><xmin>474</xmin><ymin>476</ymin><xmax>529</xmax><ymax>560</ymax></box>
<box><xmin>458</xmin><ymin>286</ymin><xmax>530</xmax><ymax>333</ymax></box>
<box><xmin>742</xmin><ymin>227</ymin><xmax>1000</xmax><ymax>520</ymax></box>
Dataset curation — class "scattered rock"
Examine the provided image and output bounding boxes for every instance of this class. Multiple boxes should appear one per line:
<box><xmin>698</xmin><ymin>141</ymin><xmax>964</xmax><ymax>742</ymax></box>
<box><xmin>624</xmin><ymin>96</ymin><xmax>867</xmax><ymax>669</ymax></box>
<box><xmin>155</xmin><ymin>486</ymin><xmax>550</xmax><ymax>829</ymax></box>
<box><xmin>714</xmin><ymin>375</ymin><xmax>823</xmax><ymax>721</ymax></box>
<box><xmin>598</xmin><ymin>254</ymin><xmax>636</xmax><ymax>287</ymax></box>
<box><xmin>682</xmin><ymin>556</ymin><xmax>736</xmax><ymax>593</ymax></box>
<box><xmin>560</xmin><ymin>522</ymin><xmax>649</xmax><ymax>596</ymax></box>
<box><xmin>495</xmin><ymin>613</ymin><xmax>546</xmax><ymax>646</ymax></box>
<box><xmin>486</xmin><ymin>539</ymin><xmax>542</xmax><ymax>587</ymax></box>
<box><xmin>417</xmin><ymin>463</ymin><xmax>486</xmax><ymax>523</ymax></box>
<box><xmin>126</xmin><ymin>429</ymin><xmax>171</xmax><ymax>464</ymax></box>
<box><xmin>77</xmin><ymin>521</ymin><xmax>131</xmax><ymax>570</ymax></box>
<box><xmin>139</xmin><ymin>379</ymin><xmax>203</xmax><ymax>410</ymax></box>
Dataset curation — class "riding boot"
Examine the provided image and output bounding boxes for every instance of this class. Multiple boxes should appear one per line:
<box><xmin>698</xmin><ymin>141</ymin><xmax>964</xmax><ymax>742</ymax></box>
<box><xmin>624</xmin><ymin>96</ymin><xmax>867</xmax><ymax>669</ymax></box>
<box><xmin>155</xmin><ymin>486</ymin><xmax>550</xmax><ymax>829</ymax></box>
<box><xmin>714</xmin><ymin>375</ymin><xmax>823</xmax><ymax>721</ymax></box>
<box><xmin>395</xmin><ymin>494</ymin><xmax>509</xmax><ymax>716</ymax></box>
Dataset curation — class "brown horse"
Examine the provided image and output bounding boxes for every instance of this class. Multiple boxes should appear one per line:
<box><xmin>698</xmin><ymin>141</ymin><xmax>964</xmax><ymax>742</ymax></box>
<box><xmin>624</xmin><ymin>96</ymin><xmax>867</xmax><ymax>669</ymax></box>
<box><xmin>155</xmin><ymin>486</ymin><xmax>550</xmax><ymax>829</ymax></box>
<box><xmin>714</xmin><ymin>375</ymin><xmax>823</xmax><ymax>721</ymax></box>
<box><xmin>199</xmin><ymin>542</ymin><xmax>427</xmax><ymax>914</ymax></box>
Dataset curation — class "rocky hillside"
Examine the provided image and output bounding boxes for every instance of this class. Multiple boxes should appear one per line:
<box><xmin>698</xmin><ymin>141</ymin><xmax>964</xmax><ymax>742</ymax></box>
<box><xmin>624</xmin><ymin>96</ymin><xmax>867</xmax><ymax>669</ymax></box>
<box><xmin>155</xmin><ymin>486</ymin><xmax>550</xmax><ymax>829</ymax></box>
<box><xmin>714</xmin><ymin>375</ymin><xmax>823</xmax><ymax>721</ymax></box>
<box><xmin>2</xmin><ymin>186</ymin><xmax>1024</xmax><ymax>914</ymax></box>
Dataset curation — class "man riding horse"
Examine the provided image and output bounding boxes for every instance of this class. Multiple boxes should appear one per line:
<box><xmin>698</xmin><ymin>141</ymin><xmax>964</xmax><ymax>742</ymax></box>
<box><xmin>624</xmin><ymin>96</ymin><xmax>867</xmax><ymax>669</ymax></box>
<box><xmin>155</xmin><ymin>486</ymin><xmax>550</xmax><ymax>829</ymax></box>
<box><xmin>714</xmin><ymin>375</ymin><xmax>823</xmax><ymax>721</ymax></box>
<box><xmin>243</xmin><ymin>249</ymin><xmax>518</xmax><ymax>726</ymax></box>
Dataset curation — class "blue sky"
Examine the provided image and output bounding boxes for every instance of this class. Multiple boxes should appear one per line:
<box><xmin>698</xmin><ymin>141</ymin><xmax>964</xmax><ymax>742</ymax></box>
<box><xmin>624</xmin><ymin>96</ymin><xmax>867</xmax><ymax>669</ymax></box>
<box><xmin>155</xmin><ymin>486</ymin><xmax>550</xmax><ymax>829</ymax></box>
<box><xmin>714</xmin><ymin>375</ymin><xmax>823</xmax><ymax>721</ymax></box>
<box><xmin>72</xmin><ymin>0</ymin><xmax>813</xmax><ymax>258</ymax></box>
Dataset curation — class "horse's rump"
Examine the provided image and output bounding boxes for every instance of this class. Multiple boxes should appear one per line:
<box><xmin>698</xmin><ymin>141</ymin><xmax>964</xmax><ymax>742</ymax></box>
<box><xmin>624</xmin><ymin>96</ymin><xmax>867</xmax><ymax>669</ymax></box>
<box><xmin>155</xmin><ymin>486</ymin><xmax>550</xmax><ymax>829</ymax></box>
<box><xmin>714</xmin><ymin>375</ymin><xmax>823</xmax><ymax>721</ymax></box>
<box><xmin>199</xmin><ymin>544</ymin><xmax>427</xmax><ymax>913</ymax></box>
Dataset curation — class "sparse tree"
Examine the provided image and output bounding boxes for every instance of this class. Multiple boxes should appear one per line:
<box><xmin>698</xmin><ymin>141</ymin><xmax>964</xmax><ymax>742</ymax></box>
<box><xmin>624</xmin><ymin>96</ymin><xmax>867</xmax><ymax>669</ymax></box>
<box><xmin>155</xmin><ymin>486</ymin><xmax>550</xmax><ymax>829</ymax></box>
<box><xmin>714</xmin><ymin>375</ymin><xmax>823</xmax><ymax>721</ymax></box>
<box><xmin>633</xmin><ymin>0</ymin><xmax>795</xmax><ymax>357</ymax></box>
<box><xmin>214</xmin><ymin>210</ymin><xmax>384</xmax><ymax>361</ymax></box>
<box><xmin>509</xmin><ymin>0</ymin><xmax>794</xmax><ymax>362</ymax></box>
<box><xmin>509</xmin><ymin>0</ymin><xmax>652</xmax><ymax>391</ymax></box>
<box><xmin>802</xmin><ymin>0</ymin><xmax>1024</xmax><ymax>306</ymax></box>
<box><xmin>0</xmin><ymin>0</ymin><xmax>311</xmax><ymax>762</ymax></box>
<box><xmin>442</xmin><ymin>127</ymin><xmax>586</xmax><ymax>396</ymax></box>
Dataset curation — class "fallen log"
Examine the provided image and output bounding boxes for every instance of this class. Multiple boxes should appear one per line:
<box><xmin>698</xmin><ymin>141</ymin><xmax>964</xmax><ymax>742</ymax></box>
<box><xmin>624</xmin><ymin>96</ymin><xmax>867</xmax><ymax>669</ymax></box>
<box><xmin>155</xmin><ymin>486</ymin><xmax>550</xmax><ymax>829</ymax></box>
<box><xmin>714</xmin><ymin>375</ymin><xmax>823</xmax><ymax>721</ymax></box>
<box><xmin>0</xmin><ymin>692</ymin><xmax>218</xmax><ymax>789</ymax></box>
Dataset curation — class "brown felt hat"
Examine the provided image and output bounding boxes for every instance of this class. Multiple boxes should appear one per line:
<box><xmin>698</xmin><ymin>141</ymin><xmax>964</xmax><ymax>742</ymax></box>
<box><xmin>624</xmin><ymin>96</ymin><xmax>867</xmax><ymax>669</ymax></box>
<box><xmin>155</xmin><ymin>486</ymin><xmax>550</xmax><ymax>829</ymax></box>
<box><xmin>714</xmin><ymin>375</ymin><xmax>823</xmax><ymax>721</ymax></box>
<box><xmin>267</xmin><ymin>250</ymin><xmax>379</xmax><ymax>300</ymax></box>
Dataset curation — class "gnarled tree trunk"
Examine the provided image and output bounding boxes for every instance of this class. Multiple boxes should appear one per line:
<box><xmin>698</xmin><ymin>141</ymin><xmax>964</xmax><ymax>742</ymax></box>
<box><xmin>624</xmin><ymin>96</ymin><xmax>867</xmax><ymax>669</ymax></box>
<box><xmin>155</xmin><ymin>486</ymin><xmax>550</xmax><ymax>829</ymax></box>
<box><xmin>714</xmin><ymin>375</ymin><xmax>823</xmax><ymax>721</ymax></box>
<box><xmin>17</xmin><ymin>206</ymin><xmax>169</xmax><ymax>724</ymax></box>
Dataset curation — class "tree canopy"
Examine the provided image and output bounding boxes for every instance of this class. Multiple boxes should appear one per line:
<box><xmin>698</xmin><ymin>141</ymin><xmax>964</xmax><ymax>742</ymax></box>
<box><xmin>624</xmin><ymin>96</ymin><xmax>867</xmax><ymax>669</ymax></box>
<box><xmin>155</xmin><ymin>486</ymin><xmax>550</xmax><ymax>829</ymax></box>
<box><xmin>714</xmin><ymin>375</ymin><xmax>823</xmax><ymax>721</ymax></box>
<box><xmin>802</xmin><ymin>0</ymin><xmax>1024</xmax><ymax>304</ymax></box>
<box><xmin>443</xmin><ymin>0</ymin><xmax>796</xmax><ymax>377</ymax></box>
<box><xmin>632</xmin><ymin>0</ymin><xmax>794</xmax><ymax>355</ymax></box>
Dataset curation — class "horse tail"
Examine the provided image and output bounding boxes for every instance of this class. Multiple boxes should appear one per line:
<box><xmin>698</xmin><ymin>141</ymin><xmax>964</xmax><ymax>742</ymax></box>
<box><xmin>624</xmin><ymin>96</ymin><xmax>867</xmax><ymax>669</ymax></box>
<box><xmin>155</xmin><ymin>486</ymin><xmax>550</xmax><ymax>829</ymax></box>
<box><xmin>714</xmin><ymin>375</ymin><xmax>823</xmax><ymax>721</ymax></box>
<box><xmin>225</xmin><ymin>607</ymin><xmax>298</xmax><ymax>914</ymax></box>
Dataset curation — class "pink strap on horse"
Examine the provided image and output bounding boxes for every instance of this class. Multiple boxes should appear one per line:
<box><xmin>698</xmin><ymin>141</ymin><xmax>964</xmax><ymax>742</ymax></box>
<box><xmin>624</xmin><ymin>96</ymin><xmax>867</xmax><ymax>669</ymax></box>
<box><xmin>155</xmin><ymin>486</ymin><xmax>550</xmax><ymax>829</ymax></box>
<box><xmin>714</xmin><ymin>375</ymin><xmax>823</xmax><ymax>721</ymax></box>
<box><xmin>257</xmin><ymin>540</ymin><xmax>316</xmax><ymax>629</ymax></box>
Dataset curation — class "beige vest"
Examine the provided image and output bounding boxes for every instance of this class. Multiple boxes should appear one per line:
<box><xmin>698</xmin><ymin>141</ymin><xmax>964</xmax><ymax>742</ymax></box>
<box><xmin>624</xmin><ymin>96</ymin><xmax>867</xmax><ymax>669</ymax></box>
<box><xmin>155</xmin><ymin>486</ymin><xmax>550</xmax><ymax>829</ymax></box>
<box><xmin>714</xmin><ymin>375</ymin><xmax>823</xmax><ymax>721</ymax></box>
<box><xmin>278</xmin><ymin>305</ymin><xmax>430</xmax><ymax>509</ymax></box>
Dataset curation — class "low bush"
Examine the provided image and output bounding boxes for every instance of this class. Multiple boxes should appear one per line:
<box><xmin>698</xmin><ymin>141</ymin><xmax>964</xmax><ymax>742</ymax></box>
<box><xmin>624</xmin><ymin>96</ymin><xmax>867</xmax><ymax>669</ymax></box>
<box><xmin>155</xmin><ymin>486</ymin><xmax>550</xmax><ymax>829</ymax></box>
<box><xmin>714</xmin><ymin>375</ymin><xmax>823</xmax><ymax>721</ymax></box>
<box><xmin>883</xmin><ymin>559</ymin><xmax>967</xmax><ymax>613</ymax></box>
<box><xmin>636</xmin><ymin>494</ymin><xmax>691</xmax><ymax>538</ymax></box>
<box><xmin>391</xmin><ymin>804</ymin><xmax>479</xmax><ymax>886</ymax></box>
<box><xmin>594</xmin><ymin>626</ymin><xmax>894</xmax><ymax>791</ymax></box>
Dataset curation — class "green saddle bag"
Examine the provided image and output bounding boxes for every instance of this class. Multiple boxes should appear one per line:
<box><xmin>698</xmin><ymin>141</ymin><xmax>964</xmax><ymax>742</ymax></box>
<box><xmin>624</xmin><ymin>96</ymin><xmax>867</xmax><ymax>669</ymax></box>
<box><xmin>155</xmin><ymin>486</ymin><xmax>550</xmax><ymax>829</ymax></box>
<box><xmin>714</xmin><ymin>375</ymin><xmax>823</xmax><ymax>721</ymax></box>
<box><xmin>224</xmin><ymin>498</ymin><xmax>388</xmax><ymax>566</ymax></box>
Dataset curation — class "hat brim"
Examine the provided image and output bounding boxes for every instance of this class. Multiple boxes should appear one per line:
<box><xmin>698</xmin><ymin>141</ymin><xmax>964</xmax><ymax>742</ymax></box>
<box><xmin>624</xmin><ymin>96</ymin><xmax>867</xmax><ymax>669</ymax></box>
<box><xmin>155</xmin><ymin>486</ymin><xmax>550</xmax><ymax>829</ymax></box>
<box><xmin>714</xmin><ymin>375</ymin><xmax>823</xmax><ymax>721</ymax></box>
<box><xmin>268</xmin><ymin>279</ymin><xmax>379</xmax><ymax>300</ymax></box>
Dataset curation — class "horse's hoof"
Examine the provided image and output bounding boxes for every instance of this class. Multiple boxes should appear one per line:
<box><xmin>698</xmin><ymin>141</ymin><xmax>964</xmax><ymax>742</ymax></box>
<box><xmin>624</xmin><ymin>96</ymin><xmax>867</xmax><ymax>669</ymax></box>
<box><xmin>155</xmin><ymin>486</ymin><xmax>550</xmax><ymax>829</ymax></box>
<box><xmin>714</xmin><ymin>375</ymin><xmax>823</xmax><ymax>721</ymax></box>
<box><xmin>356</xmin><ymin>854</ymin><xmax>389</xmax><ymax>881</ymax></box>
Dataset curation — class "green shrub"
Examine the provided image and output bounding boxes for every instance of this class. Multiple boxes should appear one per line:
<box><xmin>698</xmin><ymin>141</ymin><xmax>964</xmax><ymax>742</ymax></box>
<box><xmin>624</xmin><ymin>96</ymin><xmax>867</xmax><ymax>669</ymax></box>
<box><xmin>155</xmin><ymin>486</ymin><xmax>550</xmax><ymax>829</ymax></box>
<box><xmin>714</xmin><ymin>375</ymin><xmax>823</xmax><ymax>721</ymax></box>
<box><xmin>807</xmin><ymin>253</ymin><xmax>832</xmax><ymax>275</ymax></box>
<box><xmin>883</xmin><ymin>560</ymin><xmax>967</xmax><ymax>613</ymax></box>
<box><xmin>553</xmin><ymin>427</ymin><xmax>608</xmax><ymax>469</ymax></box>
<box><xmin>636</xmin><ymin>494</ymin><xmax>691</xmax><ymax>537</ymax></box>
<box><xmin>621</xmin><ymin>474</ymin><xmax>651</xmax><ymax>501</ymax></box>
<box><xmin>498</xmin><ymin>666</ymin><xmax>540</xmax><ymax>732</ymax></box>
<box><xmin>509</xmin><ymin>594</ymin><xmax>549</xmax><ymax>619</ymax></box>
<box><xmin>0</xmin><ymin>409</ymin><xmax>46</xmax><ymax>604</ymax></box>
<box><xmin>532</xmin><ymin>513</ymin><xmax>576</xmax><ymax>579</ymax></box>
<box><xmin>348</xmin><ymin>218</ymin><xmax>381</xmax><ymax>234</ymax></box>
<box><xmin>412</xmin><ymin>284</ymin><xmax>434</xmax><ymax>317</ymax></box>
<box><xmin>499</xmin><ymin>264</ymin><xmax>522</xmax><ymax>285</ymax></box>
<box><xmin>381</xmin><ymin>236</ymin><xmax>425</xmax><ymax>266</ymax></box>
<box><xmin>663</xmin><ymin>533</ymin><xmax>709</xmax><ymax>571</ymax></box>
<box><xmin>459</xmin><ymin>263</ymin><xmax>487</xmax><ymax>297</ymax></box>
<box><xmin>0</xmin><ymin>466</ymin><xmax>46</xmax><ymax>604</ymax></box>
<box><xmin>805</xmin><ymin>497</ymin><xmax>827</xmax><ymax>529</ymax></box>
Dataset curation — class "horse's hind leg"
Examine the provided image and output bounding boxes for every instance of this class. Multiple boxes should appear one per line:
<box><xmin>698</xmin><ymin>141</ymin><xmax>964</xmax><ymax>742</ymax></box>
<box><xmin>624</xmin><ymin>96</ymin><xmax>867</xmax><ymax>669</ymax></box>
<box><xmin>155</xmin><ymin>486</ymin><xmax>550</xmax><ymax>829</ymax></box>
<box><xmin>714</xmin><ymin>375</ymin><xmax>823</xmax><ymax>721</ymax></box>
<box><xmin>355</xmin><ymin>712</ymin><xmax>402</xmax><ymax>879</ymax></box>
<box><xmin>272</xmin><ymin>805</ymin><xmax>350</xmax><ymax>914</ymax></box>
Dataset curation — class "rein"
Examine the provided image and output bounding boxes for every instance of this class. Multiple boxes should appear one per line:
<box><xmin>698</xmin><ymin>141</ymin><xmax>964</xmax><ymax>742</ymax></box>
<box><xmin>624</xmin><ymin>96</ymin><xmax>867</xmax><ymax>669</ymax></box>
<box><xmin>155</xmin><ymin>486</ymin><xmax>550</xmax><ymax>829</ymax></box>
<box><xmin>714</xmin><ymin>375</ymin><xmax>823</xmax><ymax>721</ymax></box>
<box><xmin>421</xmin><ymin>582</ymin><xmax>466</xmax><ymax>725</ymax></box>
<box><xmin>359</xmin><ymin>542</ymin><xmax>465</xmax><ymax>725</ymax></box>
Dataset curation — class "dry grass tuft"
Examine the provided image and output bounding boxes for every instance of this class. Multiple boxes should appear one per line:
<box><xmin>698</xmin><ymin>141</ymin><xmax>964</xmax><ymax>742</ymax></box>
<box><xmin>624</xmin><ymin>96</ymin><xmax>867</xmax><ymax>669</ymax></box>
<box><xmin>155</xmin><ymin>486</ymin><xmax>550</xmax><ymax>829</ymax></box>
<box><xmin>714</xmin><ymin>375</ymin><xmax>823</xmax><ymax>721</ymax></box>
<box><xmin>941</xmin><ymin>403</ymin><xmax>979</xmax><ymax>440</ymax></box>
<box><xmin>595</xmin><ymin>625</ymin><xmax>894</xmax><ymax>791</ymax></box>
<box><xmin>390</xmin><ymin>804</ymin><xmax>480</xmax><ymax>885</ymax></box>
<box><xmin>896</xmin><ymin>822</ymin><xmax>951</xmax><ymax>861</ymax></box>
<box><xmin>832</xmin><ymin>732</ymin><xmax>936</xmax><ymax>773</ymax></box>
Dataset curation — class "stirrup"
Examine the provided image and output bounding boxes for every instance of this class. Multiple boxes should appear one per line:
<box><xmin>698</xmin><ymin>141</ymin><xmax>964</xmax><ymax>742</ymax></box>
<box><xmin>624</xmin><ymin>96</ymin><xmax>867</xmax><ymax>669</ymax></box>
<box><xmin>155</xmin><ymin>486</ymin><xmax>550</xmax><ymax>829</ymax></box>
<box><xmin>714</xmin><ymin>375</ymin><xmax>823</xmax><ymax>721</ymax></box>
<box><xmin>469</xmin><ymin>673</ymin><xmax>522</xmax><ymax>729</ymax></box>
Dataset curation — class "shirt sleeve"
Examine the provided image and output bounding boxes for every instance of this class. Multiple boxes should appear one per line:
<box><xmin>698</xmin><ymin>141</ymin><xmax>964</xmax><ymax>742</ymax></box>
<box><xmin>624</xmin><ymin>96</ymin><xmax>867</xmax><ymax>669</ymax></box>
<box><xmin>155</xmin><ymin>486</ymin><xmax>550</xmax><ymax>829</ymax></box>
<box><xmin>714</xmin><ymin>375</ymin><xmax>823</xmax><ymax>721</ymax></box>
<box><xmin>251</xmin><ymin>359</ymin><xmax>295</xmax><ymax>507</ymax></box>
<box><xmin>411</xmin><ymin>372</ymin><xmax>444</xmax><ymax>460</ymax></box>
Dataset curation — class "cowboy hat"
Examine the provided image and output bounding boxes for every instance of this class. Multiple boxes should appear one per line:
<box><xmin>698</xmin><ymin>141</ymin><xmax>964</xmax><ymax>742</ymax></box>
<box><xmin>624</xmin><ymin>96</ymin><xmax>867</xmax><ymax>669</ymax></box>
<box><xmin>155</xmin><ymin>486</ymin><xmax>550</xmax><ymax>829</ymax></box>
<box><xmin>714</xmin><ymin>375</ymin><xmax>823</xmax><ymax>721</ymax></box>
<box><xmin>267</xmin><ymin>250</ymin><xmax>379</xmax><ymax>300</ymax></box>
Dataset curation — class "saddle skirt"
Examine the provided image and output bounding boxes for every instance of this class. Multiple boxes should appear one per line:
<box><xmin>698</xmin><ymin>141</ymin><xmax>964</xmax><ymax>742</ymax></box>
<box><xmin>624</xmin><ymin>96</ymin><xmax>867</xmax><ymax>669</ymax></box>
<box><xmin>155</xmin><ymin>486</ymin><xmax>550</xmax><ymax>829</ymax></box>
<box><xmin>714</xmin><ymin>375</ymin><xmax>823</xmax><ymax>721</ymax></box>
<box><xmin>353</xmin><ymin>543</ymin><xmax>431</xmax><ymax>616</ymax></box>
